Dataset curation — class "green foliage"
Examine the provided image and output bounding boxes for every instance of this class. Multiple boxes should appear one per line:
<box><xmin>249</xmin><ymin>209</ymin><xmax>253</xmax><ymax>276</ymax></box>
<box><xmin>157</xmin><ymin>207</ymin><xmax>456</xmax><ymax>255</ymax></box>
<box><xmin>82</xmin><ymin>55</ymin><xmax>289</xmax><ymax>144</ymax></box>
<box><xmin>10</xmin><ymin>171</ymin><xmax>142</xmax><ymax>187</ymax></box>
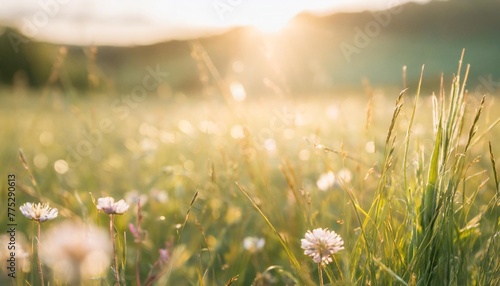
<box><xmin>1</xmin><ymin>53</ymin><xmax>499</xmax><ymax>285</ymax></box>
<box><xmin>347</xmin><ymin>53</ymin><xmax>500</xmax><ymax>285</ymax></box>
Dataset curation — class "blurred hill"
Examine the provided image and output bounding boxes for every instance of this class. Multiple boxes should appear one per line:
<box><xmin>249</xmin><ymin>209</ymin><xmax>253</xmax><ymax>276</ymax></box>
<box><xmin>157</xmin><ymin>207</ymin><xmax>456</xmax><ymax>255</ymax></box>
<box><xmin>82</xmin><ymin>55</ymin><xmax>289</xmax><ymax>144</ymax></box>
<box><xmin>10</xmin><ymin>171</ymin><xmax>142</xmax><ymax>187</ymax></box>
<box><xmin>1</xmin><ymin>0</ymin><xmax>500</xmax><ymax>96</ymax></box>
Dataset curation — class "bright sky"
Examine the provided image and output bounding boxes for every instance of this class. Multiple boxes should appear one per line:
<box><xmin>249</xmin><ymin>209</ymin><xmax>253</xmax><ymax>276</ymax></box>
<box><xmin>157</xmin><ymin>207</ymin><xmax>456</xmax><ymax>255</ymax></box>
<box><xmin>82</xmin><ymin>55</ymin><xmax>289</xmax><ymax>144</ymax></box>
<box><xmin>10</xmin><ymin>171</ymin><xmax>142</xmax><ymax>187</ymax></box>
<box><xmin>0</xmin><ymin>0</ymin><xmax>430</xmax><ymax>46</ymax></box>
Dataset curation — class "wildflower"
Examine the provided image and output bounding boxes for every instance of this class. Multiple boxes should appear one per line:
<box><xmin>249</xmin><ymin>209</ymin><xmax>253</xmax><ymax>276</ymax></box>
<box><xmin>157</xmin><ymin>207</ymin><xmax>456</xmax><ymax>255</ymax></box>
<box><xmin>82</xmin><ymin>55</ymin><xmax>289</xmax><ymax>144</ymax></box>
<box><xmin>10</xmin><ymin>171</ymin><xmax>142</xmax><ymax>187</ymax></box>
<box><xmin>159</xmin><ymin>248</ymin><xmax>170</xmax><ymax>264</ymax></box>
<box><xmin>129</xmin><ymin>223</ymin><xmax>142</xmax><ymax>242</ymax></box>
<box><xmin>301</xmin><ymin>228</ymin><xmax>344</xmax><ymax>265</ymax></box>
<box><xmin>143</xmin><ymin>243</ymin><xmax>173</xmax><ymax>285</ymax></box>
<box><xmin>149</xmin><ymin>188</ymin><xmax>168</xmax><ymax>203</ymax></box>
<box><xmin>20</xmin><ymin>202</ymin><xmax>57</xmax><ymax>285</ymax></box>
<box><xmin>96</xmin><ymin>197</ymin><xmax>129</xmax><ymax>215</ymax></box>
<box><xmin>243</xmin><ymin>236</ymin><xmax>265</xmax><ymax>253</ymax></box>
<box><xmin>19</xmin><ymin>202</ymin><xmax>58</xmax><ymax>222</ymax></box>
<box><xmin>96</xmin><ymin>196</ymin><xmax>129</xmax><ymax>284</ymax></box>
<box><xmin>40</xmin><ymin>220</ymin><xmax>112</xmax><ymax>283</ymax></box>
<box><xmin>125</xmin><ymin>190</ymin><xmax>148</xmax><ymax>207</ymax></box>
<box><xmin>316</xmin><ymin>171</ymin><xmax>335</xmax><ymax>191</ymax></box>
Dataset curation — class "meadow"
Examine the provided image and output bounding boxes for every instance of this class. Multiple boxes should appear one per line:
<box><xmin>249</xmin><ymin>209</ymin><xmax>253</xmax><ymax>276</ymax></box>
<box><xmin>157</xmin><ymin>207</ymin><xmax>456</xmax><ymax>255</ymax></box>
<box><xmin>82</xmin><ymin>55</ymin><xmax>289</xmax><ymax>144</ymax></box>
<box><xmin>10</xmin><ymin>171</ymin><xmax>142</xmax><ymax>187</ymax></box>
<box><xmin>1</xmin><ymin>52</ymin><xmax>500</xmax><ymax>286</ymax></box>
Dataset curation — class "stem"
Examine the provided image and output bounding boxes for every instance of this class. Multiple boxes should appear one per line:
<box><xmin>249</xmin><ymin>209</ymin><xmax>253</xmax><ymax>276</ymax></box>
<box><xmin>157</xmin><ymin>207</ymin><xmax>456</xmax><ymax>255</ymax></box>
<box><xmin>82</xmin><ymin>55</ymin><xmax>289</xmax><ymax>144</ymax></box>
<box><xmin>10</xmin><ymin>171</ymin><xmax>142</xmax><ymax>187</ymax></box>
<box><xmin>37</xmin><ymin>221</ymin><xmax>45</xmax><ymax>286</ymax></box>
<box><xmin>110</xmin><ymin>215</ymin><xmax>120</xmax><ymax>285</ymax></box>
<box><xmin>70</xmin><ymin>260</ymin><xmax>82</xmax><ymax>286</ymax></box>
<box><xmin>135</xmin><ymin>200</ymin><xmax>142</xmax><ymax>286</ymax></box>
<box><xmin>135</xmin><ymin>243</ymin><xmax>141</xmax><ymax>286</ymax></box>
<box><xmin>318</xmin><ymin>263</ymin><xmax>324</xmax><ymax>286</ymax></box>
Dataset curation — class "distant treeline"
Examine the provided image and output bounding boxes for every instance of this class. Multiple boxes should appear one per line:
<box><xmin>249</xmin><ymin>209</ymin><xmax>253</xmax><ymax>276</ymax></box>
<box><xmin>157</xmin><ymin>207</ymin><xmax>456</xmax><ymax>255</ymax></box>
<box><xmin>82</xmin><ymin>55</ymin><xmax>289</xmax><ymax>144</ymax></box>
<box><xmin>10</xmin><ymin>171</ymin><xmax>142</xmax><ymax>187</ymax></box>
<box><xmin>0</xmin><ymin>0</ymin><xmax>499</xmax><ymax>95</ymax></box>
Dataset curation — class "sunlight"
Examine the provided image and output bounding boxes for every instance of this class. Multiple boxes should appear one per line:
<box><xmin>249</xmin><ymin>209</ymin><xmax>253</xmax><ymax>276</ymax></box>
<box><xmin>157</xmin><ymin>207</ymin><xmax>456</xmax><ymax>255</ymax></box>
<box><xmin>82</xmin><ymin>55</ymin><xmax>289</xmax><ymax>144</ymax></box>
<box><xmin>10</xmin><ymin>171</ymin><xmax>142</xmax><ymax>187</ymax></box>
<box><xmin>0</xmin><ymin>0</ymin><xmax>428</xmax><ymax>45</ymax></box>
<box><xmin>249</xmin><ymin>16</ymin><xmax>291</xmax><ymax>34</ymax></box>
<box><xmin>229</xmin><ymin>81</ymin><xmax>247</xmax><ymax>101</ymax></box>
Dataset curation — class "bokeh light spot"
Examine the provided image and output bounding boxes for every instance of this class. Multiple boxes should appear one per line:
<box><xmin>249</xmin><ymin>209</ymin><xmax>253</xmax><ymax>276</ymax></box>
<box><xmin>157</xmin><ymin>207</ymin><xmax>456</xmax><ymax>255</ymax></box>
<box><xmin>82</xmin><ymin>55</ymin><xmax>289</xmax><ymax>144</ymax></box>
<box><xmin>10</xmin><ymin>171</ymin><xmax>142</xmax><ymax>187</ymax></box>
<box><xmin>39</xmin><ymin>131</ymin><xmax>54</xmax><ymax>146</ymax></box>
<box><xmin>230</xmin><ymin>81</ymin><xmax>246</xmax><ymax>102</ymax></box>
<box><xmin>230</xmin><ymin>125</ymin><xmax>245</xmax><ymax>139</ymax></box>
<box><xmin>34</xmin><ymin>153</ymin><xmax>49</xmax><ymax>169</ymax></box>
<box><xmin>365</xmin><ymin>141</ymin><xmax>376</xmax><ymax>153</ymax></box>
<box><xmin>178</xmin><ymin>120</ymin><xmax>194</xmax><ymax>135</ymax></box>
<box><xmin>54</xmin><ymin>159</ymin><xmax>69</xmax><ymax>174</ymax></box>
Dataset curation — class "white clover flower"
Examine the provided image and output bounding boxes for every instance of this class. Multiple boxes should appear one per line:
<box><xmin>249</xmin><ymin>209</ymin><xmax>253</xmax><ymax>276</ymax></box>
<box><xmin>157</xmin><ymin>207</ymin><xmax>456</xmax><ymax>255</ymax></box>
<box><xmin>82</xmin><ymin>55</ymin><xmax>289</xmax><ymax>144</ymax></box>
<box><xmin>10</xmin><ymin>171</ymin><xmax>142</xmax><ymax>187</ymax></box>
<box><xmin>243</xmin><ymin>236</ymin><xmax>265</xmax><ymax>253</ymax></box>
<box><xmin>40</xmin><ymin>220</ymin><xmax>112</xmax><ymax>283</ymax></box>
<box><xmin>301</xmin><ymin>228</ymin><xmax>344</xmax><ymax>265</ymax></box>
<box><xmin>96</xmin><ymin>197</ymin><xmax>129</xmax><ymax>215</ymax></box>
<box><xmin>19</xmin><ymin>202</ymin><xmax>58</xmax><ymax>222</ymax></box>
<box><xmin>316</xmin><ymin>171</ymin><xmax>336</xmax><ymax>191</ymax></box>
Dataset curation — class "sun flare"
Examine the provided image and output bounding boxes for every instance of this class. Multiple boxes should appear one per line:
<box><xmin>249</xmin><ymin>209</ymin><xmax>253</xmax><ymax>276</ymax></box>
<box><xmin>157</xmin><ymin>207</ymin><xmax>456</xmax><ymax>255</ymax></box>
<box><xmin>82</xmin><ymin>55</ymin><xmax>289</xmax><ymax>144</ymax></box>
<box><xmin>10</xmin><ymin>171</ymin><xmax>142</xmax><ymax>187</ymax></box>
<box><xmin>250</xmin><ymin>16</ymin><xmax>291</xmax><ymax>34</ymax></box>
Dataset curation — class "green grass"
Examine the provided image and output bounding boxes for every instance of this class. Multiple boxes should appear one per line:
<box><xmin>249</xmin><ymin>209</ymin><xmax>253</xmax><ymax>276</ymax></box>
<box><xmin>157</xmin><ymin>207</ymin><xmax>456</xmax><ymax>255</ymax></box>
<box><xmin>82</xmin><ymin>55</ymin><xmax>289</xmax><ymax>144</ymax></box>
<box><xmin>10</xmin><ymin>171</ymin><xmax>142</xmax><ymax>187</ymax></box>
<box><xmin>1</xmin><ymin>55</ymin><xmax>500</xmax><ymax>285</ymax></box>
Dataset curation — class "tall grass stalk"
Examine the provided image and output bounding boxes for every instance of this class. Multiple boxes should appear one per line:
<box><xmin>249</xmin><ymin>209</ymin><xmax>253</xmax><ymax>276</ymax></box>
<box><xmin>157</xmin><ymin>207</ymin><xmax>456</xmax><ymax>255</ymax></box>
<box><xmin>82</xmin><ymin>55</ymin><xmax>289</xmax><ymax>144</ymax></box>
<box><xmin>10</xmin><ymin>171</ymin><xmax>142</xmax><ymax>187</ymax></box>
<box><xmin>235</xmin><ymin>182</ymin><xmax>307</xmax><ymax>282</ymax></box>
<box><xmin>349</xmin><ymin>88</ymin><xmax>406</xmax><ymax>284</ymax></box>
<box><xmin>6</xmin><ymin>46</ymin><xmax>500</xmax><ymax>285</ymax></box>
<box><xmin>346</xmin><ymin>52</ymin><xmax>500</xmax><ymax>285</ymax></box>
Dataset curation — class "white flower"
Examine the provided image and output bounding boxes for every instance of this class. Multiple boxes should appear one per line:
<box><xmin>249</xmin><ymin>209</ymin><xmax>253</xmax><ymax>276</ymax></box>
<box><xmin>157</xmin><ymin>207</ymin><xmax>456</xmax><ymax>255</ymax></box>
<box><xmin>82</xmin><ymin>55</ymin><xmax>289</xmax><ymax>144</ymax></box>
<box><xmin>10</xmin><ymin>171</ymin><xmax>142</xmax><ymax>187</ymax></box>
<box><xmin>19</xmin><ymin>202</ymin><xmax>58</xmax><ymax>222</ymax></box>
<box><xmin>40</xmin><ymin>220</ymin><xmax>112</xmax><ymax>282</ymax></box>
<box><xmin>96</xmin><ymin>197</ymin><xmax>129</xmax><ymax>215</ymax></box>
<box><xmin>316</xmin><ymin>171</ymin><xmax>336</xmax><ymax>191</ymax></box>
<box><xmin>149</xmin><ymin>188</ymin><xmax>168</xmax><ymax>203</ymax></box>
<box><xmin>243</xmin><ymin>236</ymin><xmax>265</xmax><ymax>253</ymax></box>
<box><xmin>125</xmin><ymin>190</ymin><xmax>148</xmax><ymax>207</ymax></box>
<box><xmin>301</xmin><ymin>228</ymin><xmax>344</xmax><ymax>265</ymax></box>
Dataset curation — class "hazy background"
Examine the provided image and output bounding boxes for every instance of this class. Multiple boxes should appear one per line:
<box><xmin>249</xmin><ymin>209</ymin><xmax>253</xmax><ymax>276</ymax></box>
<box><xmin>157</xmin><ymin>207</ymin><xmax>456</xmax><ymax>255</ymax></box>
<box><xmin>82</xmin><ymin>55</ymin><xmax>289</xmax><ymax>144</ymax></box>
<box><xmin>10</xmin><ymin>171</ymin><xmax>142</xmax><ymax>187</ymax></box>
<box><xmin>0</xmin><ymin>0</ymin><xmax>499</xmax><ymax>96</ymax></box>
<box><xmin>1</xmin><ymin>2</ymin><xmax>499</xmax><ymax>285</ymax></box>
